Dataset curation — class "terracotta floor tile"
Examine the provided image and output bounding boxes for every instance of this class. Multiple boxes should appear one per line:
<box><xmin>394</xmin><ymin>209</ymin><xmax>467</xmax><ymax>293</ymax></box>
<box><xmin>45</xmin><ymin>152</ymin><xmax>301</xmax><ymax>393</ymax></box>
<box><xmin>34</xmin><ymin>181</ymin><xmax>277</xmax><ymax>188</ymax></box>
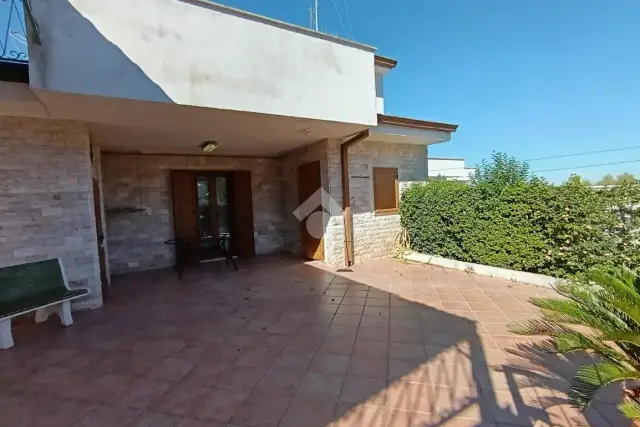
<box><xmin>332</xmin><ymin>314</ymin><xmax>362</xmax><ymax>326</ymax></box>
<box><xmin>390</xmin><ymin>318</ymin><xmax>419</xmax><ymax>330</ymax></box>
<box><xmin>327</xmin><ymin>325</ymin><xmax>359</xmax><ymax>339</ymax></box>
<box><xmin>75</xmin><ymin>405</ymin><xmax>140</xmax><ymax>427</ymax></box>
<box><xmin>3</xmin><ymin>257</ymin><xmax>587</xmax><ymax>427</ymax></box>
<box><xmin>229</xmin><ymin>392</ymin><xmax>291</xmax><ymax>427</ymax></box>
<box><xmin>320</xmin><ymin>337</ymin><xmax>356</xmax><ymax>355</ymax></box>
<box><xmin>84</xmin><ymin>373</ymin><xmax>134</xmax><ymax>403</ymax></box>
<box><xmin>273</xmin><ymin>351</ymin><xmax>315</xmax><ymax>371</ymax></box>
<box><xmin>216</xmin><ymin>365</ymin><xmax>265</xmax><ymax>392</ymax></box>
<box><xmin>345</xmin><ymin>290</ymin><xmax>369</xmax><ymax>298</ymax></box>
<box><xmin>475</xmin><ymin>311</ymin><xmax>511</xmax><ymax>323</ymax></box>
<box><xmin>390</xmin><ymin>328</ymin><xmax>423</xmax><ymax>344</ymax></box>
<box><xmin>333</xmin><ymin>402</ymin><xmax>394</xmax><ymax>427</ymax></box>
<box><xmin>360</xmin><ymin>315</ymin><xmax>389</xmax><ymax>328</ymax></box>
<box><xmin>388</xmin><ymin>359</ymin><xmax>430</xmax><ymax>384</ymax></box>
<box><xmin>356</xmin><ymin>326</ymin><xmax>389</xmax><ymax>342</ymax></box>
<box><xmin>124</xmin><ymin>412</ymin><xmax>182</xmax><ymax>427</ymax></box>
<box><xmin>117</xmin><ymin>378</ymin><xmax>173</xmax><ymax>409</ymax></box>
<box><xmin>339</xmin><ymin>377</ymin><xmax>388</xmax><ymax>404</ymax></box>
<box><xmin>175</xmin><ymin>418</ymin><xmax>225</xmax><ymax>427</ymax></box>
<box><xmin>353</xmin><ymin>341</ymin><xmax>389</xmax><ymax>359</ymax></box>
<box><xmin>363</xmin><ymin>306</ymin><xmax>390</xmax><ymax>317</ymax></box>
<box><xmin>148</xmin><ymin>358</ymin><xmax>195</xmax><ymax>382</ymax></box>
<box><xmin>389</xmin><ymin>343</ymin><xmax>427</xmax><ymax>361</ymax></box>
<box><xmin>468</xmin><ymin>302</ymin><xmax>501</xmax><ymax>313</ymax></box>
<box><xmin>194</xmin><ymin>388</ymin><xmax>248</xmax><ymax>422</ymax></box>
<box><xmin>347</xmin><ymin>356</ymin><xmax>388</xmax><ymax>379</ymax></box>
<box><xmin>366</xmin><ymin>298</ymin><xmax>391</xmax><ymax>308</ymax></box>
<box><xmin>254</xmin><ymin>367</ymin><xmax>305</xmax><ymax>396</ymax></box>
<box><xmin>234</xmin><ymin>346</ymin><xmax>280</xmax><ymax>369</ymax></box>
<box><xmin>296</xmin><ymin>373</ymin><xmax>345</xmax><ymax>400</ymax></box>
<box><xmin>337</xmin><ymin>305</ymin><xmax>365</xmax><ymax>315</ymax></box>
<box><xmin>441</xmin><ymin>301</ymin><xmax>472</xmax><ymax>311</ymax></box>
<box><xmin>341</xmin><ymin>297</ymin><xmax>367</xmax><ymax>306</ymax></box>
<box><xmin>279</xmin><ymin>397</ymin><xmax>337</xmax><ymax>427</ymax></box>
<box><xmin>437</xmin><ymin>293</ymin><xmax>467</xmax><ymax>302</ymax></box>
<box><xmin>309</xmin><ymin>354</ymin><xmax>351</xmax><ymax>375</ymax></box>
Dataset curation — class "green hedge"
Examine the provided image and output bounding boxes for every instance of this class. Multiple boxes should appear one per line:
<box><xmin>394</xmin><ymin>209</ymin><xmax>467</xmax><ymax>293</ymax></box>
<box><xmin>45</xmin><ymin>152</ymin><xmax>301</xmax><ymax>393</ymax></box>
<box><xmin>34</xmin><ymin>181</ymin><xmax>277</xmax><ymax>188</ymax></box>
<box><xmin>401</xmin><ymin>153</ymin><xmax>640</xmax><ymax>277</ymax></box>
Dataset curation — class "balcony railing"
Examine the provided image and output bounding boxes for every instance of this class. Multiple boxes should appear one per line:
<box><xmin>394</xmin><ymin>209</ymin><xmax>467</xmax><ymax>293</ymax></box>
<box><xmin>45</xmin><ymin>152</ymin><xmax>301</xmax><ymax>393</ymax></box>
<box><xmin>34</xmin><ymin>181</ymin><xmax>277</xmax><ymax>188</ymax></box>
<box><xmin>1</xmin><ymin>0</ymin><xmax>28</xmax><ymax>63</ymax></box>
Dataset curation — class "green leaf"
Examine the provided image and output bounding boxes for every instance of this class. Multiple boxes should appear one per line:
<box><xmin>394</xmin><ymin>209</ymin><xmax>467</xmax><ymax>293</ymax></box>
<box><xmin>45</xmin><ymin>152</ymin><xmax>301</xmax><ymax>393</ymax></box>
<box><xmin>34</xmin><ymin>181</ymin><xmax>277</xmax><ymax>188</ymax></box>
<box><xmin>618</xmin><ymin>399</ymin><xmax>640</xmax><ymax>420</ymax></box>
<box><xmin>569</xmin><ymin>361</ymin><xmax>640</xmax><ymax>410</ymax></box>
<box><xmin>588</xmin><ymin>270</ymin><xmax>640</xmax><ymax>303</ymax></box>
<box><xmin>605</xmin><ymin>332</ymin><xmax>640</xmax><ymax>347</ymax></box>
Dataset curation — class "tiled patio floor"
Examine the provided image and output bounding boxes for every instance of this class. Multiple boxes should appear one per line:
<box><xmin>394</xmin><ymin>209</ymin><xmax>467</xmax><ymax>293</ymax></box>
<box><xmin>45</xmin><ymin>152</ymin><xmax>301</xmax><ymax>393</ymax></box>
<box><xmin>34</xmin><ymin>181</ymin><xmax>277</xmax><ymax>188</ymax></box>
<box><xmin>0</xmin><ymin>256</ymin><xmax>629</xmax><ymax>427</ymax></box>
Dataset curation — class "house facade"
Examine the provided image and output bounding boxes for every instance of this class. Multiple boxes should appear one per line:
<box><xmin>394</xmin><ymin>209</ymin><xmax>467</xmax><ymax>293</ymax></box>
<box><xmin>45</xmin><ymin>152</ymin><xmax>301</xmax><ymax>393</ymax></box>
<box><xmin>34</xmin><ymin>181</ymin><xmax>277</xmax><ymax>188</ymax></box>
<box><xmin>428</xmin><ymin>157</ymin><xmax>476</xmax><ymax>182</ymax></box>
<box><xmin>0</xmin><ymin>0</ymin><xmax>457</xmax><ymax>309</ymax></box>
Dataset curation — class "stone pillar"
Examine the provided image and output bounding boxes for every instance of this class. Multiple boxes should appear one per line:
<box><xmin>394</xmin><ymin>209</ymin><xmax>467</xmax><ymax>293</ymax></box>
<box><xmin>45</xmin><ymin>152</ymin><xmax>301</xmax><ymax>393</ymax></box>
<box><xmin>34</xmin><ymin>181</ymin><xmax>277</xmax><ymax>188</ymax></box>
<box><xmin>0</xmin><ymin>116</ymin><xmax>102</xmax><ymax>309</ymax></box>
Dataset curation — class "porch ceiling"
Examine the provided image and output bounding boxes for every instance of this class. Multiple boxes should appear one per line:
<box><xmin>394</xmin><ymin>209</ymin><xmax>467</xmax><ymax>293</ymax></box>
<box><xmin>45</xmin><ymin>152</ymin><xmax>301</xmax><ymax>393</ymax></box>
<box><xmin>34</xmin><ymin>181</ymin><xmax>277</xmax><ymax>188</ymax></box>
<box><xmin>33</xmin><ymin>89</ymin><xmax>368</xmax><ymax>156</ymax></box>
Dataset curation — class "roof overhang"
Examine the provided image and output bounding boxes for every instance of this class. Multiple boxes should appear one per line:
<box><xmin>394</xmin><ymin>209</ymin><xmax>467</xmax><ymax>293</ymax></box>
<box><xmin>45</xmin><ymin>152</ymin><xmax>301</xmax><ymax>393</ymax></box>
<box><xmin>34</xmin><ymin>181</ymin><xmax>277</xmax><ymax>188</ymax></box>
<box><xmin>369</xmin><ymin>114</ymin><xmax>458</xmax><ymax>146</ymax></box>
<box><xmin>374</xmin><ymin>55</ymin><xmax>398</xmax><ymax>69</ymax></box>
<box><xmin>377</xmin><ymin>114</ymin><xmax>458</xmax><ymax>133</ymax></box>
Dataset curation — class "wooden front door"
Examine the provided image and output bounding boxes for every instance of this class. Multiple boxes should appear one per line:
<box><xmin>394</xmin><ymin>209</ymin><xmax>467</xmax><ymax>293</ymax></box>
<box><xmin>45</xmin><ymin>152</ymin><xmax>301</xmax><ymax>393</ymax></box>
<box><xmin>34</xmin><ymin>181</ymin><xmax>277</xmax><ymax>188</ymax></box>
<box><xmin>171</xmin><ymin>170</ymin><xmax>255</xmax><ymax>259</ymax></box>
<box><xmin>297</xmin><ymin>161</ymin><xmax>324</xmax><ymax>260</ymax></box>
<box><xmin>171</xmin><ymin>170</ymin><xmax>199</xmax><ymax>251</ymax></box>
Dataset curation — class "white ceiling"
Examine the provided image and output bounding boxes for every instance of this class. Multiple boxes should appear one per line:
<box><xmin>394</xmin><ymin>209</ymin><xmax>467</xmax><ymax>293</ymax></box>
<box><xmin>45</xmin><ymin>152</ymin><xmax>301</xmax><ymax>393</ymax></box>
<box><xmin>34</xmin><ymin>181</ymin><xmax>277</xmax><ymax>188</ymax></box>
<box><xmin>0</xmin><ymin>84</ymin><xmax>451</xmax><ymax>156</ymax></box>
<box><xmin>33</xmin><ymin>89</ymin><xmax>368</xmax><ymax>156</ymax></box>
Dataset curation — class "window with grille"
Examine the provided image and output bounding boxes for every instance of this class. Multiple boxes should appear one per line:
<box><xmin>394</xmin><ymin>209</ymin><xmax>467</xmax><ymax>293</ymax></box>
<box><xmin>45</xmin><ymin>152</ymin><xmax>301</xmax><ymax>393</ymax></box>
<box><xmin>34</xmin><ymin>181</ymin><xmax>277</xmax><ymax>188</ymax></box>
<box><xmin>373</xmin><ymin>167</ymin><xmax>399</xmax><ymax>213</ymax></box>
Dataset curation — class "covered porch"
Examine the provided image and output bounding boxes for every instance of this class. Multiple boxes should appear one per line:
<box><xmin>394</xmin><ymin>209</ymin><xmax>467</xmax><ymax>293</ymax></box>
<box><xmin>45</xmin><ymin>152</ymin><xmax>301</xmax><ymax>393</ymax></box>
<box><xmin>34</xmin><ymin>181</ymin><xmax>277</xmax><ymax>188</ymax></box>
<box><xmin>0</xmin><ymin>256</ymin><xmax>626</xmax><ymax>427</ymax></box>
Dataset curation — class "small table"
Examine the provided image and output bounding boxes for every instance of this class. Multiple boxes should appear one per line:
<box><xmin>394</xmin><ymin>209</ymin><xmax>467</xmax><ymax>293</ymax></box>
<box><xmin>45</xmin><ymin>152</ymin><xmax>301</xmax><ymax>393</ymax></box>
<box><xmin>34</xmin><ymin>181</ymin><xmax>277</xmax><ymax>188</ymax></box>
<box><xmin>164</xmin><ymin>235</ymin><xmax>237</xmax><ymax>279</ymax></box>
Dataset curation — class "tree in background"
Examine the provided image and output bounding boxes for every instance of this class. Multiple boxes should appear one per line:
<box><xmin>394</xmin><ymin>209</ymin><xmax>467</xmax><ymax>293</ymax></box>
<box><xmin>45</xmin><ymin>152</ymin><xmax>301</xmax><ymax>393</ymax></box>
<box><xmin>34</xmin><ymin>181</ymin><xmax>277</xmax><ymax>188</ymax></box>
<box><xmin>471</xmin><ymin>151</ymin><xmax>533</xmax><ymax>189</ymax></box>
<box><xmin>595</xmin><ymin>172</ymin><xmax>638</xmax><ymax>186</ymax></box>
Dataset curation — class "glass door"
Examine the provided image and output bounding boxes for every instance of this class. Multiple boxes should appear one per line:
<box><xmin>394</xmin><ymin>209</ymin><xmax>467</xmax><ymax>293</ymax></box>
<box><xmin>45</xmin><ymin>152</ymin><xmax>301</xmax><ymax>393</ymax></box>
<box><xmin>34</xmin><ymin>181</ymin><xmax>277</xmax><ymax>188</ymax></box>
<box><xmin>195</xmin><ymin>173</ymin><xmax>231</xmax><ymax>260</ymax></box>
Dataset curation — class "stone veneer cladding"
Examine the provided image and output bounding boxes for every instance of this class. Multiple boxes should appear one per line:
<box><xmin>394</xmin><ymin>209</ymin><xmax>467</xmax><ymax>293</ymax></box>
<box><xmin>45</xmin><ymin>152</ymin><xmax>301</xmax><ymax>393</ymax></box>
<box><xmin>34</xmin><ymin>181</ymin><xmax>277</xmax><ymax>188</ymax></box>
<box><xmin>0</xmin><ymin>116</ymin><xmax>102</xmax><ymax>308</ymax></box>
<box><xmin>101</xmin><ymin>154</ymin><xmax>284</xmax><ymax>274</ymax></box>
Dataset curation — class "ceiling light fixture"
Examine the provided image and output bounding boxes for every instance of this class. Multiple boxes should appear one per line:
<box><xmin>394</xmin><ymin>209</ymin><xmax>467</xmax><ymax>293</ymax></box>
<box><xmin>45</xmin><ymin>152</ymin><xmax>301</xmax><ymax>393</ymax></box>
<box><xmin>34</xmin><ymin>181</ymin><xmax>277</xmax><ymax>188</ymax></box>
<box><xmin>200</xmin><ymin>141</ymin><xmax>219</xmax><ymax>153</ymax></box>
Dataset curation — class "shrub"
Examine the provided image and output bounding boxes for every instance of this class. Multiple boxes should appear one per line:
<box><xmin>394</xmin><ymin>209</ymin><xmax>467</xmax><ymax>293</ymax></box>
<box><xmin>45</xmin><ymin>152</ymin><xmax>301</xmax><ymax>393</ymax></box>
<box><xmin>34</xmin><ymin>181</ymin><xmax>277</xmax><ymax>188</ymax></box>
<box><xmin>401</xmin><ymin>152</ymin><xmax>640</xmax><ymax>277</ymax></box>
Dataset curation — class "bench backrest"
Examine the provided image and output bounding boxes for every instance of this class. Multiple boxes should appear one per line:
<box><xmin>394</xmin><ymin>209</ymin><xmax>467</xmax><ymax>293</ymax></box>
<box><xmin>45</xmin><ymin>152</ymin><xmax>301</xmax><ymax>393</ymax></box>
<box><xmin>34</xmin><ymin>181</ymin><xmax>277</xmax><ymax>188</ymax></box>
<box><xmin>0</xmin><ymin>259</ymin><xmax>67</xmax><ymax>304</ymax></box>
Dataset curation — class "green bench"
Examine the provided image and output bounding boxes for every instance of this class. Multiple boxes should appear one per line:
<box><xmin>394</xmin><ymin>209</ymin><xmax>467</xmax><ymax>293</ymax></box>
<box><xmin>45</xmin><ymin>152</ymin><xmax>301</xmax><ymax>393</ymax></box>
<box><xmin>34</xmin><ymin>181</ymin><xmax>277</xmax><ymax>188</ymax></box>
<box><xmin>0</xmin><ymin>258</ymin><xmax>89</xmax><ymax>349</ymax></box>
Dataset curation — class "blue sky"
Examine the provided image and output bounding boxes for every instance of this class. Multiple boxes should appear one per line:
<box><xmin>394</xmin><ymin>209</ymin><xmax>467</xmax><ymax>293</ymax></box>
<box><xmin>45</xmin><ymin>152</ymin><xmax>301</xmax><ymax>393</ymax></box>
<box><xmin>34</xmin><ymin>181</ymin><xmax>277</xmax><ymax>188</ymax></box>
<box><xmin>215</xmin><ymin>0</ymin><xmax>640</xmax><ymax>183</ymax></box>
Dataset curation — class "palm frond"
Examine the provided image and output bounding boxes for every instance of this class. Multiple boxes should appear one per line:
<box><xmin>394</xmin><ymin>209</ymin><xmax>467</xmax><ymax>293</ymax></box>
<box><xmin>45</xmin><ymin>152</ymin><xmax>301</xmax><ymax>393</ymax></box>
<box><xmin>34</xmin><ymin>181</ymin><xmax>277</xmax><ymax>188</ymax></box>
<box><xmin>508</xmin><ymin>319</ymin><xmax>574</xmax><ymax>336</ymax></box>
<box><xmin>508</xmin><ymin>320</ymin><xmax>631</xmax><ymax>365</ymax></box>
<box><xmin>618</xmin><ymin>399</ymin><xmax>640</xmax><ymax>420</ymax></box>
<box><xmin>569</xmin><ymin>361</ymin><xmax>640</xmax><ymax>411</ymax></box>
<box><xmin>612</xmin><ymin>266</ymin><xmax>638</xmax><ymax>289</ymax></box>
<box><xmin>604</xmin><ymin>332</ymin><xmax>640</xmax><ymax>347</ymax></box>
<box><xmin>587</xmin><ymin>270</ymin><xmax>640</xmax><ymax>303</ymax></box>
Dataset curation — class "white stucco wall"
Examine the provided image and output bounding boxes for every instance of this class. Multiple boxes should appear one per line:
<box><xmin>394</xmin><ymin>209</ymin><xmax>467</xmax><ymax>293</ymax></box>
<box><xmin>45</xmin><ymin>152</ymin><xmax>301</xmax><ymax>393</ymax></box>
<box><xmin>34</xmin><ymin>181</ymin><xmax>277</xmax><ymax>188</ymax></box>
<box><xmin>428</xmin><ymin>158</ymin><xmax>475</xmax><ymax>181</ymax></box>
<box><xmin>375</xmin><ymin>73</ymin><xmax>385</xmax><ymax>114</ymax></box>
<box><xmin>28</xmin><ymin>0</ymin><xmax>377</xmax><ymax>126</ymax></box>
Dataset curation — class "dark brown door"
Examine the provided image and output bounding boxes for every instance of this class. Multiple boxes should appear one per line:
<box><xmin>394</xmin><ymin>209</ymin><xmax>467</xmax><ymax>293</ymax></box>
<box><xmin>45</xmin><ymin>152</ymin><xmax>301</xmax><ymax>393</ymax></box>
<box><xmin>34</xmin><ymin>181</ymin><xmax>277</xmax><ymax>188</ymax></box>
<box><xmin>171</xmin><ymin>170</ymin><xmax>199</xmax><ymax>248</ymax></box>
<box><xmin>195</xmin><ymin>173</ymin><xmax>233</xmax><ymax>259</ymax></box>
<box><xmin>297</xmin><ymin>161</ymin><xmax>324</xmax><ymax>260</ymax></box>
<box><xmin>230</xmin><ymin>171</ymin><xmax>255</xmax><ymax>257</ymax></box>
<box><xmin>92</xmin><ymin>178</ymin><xmax>109</xmax><ymax>301</ymax></box>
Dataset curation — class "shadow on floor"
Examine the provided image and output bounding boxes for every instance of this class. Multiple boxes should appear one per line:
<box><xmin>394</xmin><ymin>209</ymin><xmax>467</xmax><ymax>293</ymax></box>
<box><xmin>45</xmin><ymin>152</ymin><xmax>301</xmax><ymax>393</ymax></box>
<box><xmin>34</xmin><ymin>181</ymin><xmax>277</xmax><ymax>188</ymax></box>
<box><xmin>0</xmin><ymin>255</ymin><xmax>630</xmax><ymax>427</ymax></box>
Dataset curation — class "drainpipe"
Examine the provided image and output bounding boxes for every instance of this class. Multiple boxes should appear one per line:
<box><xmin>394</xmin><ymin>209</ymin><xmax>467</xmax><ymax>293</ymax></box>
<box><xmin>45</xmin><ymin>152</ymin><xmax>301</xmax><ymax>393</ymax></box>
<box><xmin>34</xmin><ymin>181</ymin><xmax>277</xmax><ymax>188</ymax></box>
<box><xmin>340</xmin><ymin>130</ymin><xmax>370</xmax><ymax>267</ymax></box>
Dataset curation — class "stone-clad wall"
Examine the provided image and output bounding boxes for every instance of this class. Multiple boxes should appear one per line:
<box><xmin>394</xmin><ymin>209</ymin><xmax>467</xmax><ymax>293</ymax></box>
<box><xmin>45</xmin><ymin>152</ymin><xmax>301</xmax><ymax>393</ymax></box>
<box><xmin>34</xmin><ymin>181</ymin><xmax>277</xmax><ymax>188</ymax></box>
<box><xmin>324</xmin><ymin>140</ymin><xmax>427</xmax><ymax>264</ymax></box>
<box><xmin>0</xmin><ymin>116</ymin><xmax>102</xmax><ymax>308</ymax></box>
<box><xmin>101</xmin><ymin>154</ymin><xmax>284</xmax><ymax>274</ymax></box>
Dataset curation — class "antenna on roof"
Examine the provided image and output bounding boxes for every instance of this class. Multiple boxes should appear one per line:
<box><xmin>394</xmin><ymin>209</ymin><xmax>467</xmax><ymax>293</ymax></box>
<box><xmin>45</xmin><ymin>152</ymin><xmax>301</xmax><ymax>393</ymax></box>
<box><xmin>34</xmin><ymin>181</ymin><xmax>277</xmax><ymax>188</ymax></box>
<box><xmin>311</xmin><ymin>0</ymin><xmax>319</xmax><ymax>31</ymax></box>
